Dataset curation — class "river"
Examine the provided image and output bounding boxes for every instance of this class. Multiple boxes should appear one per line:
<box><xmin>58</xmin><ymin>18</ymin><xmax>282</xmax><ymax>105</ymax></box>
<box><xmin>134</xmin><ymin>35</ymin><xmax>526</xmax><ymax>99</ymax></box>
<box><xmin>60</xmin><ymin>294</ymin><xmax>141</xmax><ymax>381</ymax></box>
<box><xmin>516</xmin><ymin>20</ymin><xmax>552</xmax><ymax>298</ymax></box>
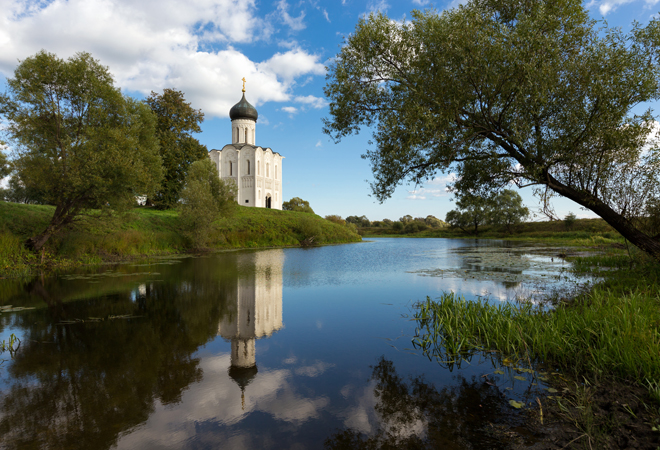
<box><xmin>0</xmin><ymin>238</ymin><xmax>587</xmax><ymax>449</ymax></box>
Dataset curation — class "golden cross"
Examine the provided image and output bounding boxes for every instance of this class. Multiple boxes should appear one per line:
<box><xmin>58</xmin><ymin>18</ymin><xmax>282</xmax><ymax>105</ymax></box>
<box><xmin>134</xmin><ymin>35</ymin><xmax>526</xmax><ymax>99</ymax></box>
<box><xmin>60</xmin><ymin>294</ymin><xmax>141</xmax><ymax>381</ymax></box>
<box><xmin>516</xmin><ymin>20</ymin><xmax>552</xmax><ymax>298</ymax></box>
<box><xmin>242</xmin><ymin>77</ymin><xmax>246</xmax><ymax>92</ymax></box>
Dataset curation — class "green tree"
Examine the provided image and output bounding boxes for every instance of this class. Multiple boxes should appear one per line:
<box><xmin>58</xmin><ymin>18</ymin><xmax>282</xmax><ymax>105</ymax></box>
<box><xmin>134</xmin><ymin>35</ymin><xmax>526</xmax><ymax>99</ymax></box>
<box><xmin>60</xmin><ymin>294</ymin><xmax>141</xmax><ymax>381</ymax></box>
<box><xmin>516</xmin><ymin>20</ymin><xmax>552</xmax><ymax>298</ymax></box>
<box><xmin>325</xmin><ymin>214</ymin><xmax>346</xmax><ymax>225</ymax></box>
<box><xmin>324</xmin><ymin>0</ymin><xmax>660</xmax><ymax>260</ymax></box>
<box><xmin>489</xmin><ymin>190</ymin><xmax>529</xmax><ymax>233</ymax></box>
<box><xmin>145</xmin><ymin>89</ymin><xmax>208</xmax><ymax>209</ymax></box>
<box><xmin>346</xmin><ymin>215</ymin><xmax>371</xmax><ymax>227</ymax></box>
<box><xmin>282</xmin><ymin>197</ymin><xmax>315</xmax><ymax>213</ymax></box>
<box><xmin>0</xmin><ymin>51</ymin><xmax>162</xmax><ymax>252</ymax></box>
<box><xmin>445</xmin><ymin>194</ymin><xmax>494</xmax><ymax>235</ymax></box>
<box><xmin>1</xmin><ymin>176</ymin><xmax>48</xmax><ymax>204</ymax></box>
<box><xmin>178</xmin><ymin>159</ymin><xmax>235</xmax><ymax>248</ymax></box>
<box><xmin>564</xmin><ymin>212</ymin><xmax>577</xmax><ymax>230</ymax></box>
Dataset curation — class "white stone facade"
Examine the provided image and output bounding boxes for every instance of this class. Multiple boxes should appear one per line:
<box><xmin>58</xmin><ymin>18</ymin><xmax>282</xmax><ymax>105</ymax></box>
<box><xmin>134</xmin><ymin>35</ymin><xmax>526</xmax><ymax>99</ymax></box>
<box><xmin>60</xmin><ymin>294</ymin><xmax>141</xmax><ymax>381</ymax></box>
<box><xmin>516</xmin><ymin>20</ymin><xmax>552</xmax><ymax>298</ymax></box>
<box><xmin>208</xmin><ymin>93</ymin><xmax>284</xmax><ymax>210</ymax></box>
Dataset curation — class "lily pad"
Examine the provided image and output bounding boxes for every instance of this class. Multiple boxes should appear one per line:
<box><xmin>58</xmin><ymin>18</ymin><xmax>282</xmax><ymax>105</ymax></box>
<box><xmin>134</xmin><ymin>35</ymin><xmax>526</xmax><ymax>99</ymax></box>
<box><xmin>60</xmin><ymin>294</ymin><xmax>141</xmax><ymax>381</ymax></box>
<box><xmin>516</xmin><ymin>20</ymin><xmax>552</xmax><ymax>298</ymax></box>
<box><xmin>514</xmin><ymin>376</ymin><xmax>527</xmax><ymax>381</ymax></box>
<box><xmin>493</xmin><ymin>370</ymin><xmax>505</xmax><ymax>375</ymax></box>
<box><xmin>545</xmin><ymin>388</ymin><xmax>558</xmax><ymax>393</ymax></box>
<box><xmin>509</xmin><ymin>400</ymin><xmax>524</xmax><ymax>409</ymax></box>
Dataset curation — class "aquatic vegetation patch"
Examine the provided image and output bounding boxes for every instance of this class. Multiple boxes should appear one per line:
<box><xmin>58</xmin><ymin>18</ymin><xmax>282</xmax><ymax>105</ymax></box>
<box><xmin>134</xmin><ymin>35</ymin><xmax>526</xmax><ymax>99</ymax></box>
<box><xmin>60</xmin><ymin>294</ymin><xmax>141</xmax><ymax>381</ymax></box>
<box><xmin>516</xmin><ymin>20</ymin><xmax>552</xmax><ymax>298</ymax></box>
<box><xmin>412</xmin><ymin>289</ymin><xmax>660</xmax><ymax>383</ymax></box>
<box><xmin>408</xmin><ymin>246</ymin><xmax>583</xmax><ymax>285</ymax></box>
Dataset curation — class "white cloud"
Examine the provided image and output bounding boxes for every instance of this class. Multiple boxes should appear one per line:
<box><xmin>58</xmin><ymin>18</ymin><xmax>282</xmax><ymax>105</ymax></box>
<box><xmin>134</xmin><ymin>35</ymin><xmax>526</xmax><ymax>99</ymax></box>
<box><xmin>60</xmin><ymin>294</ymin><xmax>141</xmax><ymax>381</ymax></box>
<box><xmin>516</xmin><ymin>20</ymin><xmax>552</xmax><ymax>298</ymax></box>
<box><xmin>591</xmin><ymin>0</ymin><xmax>659</xmax><ymax>15</ymax></box>
<box><xmin>282</xmin><ymin>106</ymin><xmax>298</xmax><ymax>114</ymax></box>
<box><xmin>322</xmin><ymin>9</ymin><xmax>330</xmax><ymax>22</ymax></box>
<box><xmin>295</xmin><ymin>95</ymin><xmax>328</xmax><ymax>109</ymax></box>
<box><xmin>406</xmin><ymin>187</ymin><xmax>449</xmax><ymax>200</ymax></box>
<box><xmin>0</xmin><ymin>0</ymin><xmax>325</xmax><ymax>119</ymax></box>
<box><xmin>412</xmin><ymin>0</ymin><xmax>431</xmax><ymax>5</ymax></box>
<box><xmin>258</xmin><ymin>48</ymin><xmax>325</xmax><ymax>82</ymax></box>
<box><xmin>315</xmin><ymin>140</ymin><xmax>322</xmax><ymax>147</ymax></box>
<box><xmin>276</xmin><ymin>0</ymin><xmax>306</xmax><ymax>31</ymax></box>
<box><xmin>366</xmin><ymin>0</ymin><xmax>390</xmax><ymax>13</ymax></box>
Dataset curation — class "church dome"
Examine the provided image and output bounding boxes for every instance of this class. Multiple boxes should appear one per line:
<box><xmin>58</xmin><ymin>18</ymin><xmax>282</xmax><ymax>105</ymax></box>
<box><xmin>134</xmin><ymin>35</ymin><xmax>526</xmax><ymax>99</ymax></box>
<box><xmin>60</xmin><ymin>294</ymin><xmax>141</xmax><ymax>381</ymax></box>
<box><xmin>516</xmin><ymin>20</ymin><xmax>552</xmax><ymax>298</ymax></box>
<box><xmin>229</xmin><ymin>93</ymin><xmax>258</xmax><ymax>122</ymax></box>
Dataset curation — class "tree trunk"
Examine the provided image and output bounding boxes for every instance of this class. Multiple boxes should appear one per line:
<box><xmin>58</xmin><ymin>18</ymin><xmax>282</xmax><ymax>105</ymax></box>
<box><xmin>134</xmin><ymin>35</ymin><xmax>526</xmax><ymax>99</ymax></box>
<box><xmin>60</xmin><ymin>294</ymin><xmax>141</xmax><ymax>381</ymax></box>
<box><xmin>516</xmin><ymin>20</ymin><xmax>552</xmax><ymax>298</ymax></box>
<box><xmin>25</xmin><ymin>202</ymin><xmax>77</xmax><ymax>253</ymax></box>
<box><xmin>547</xmin><ymin>174</ymin><xmax>660</xmax><ymax>261</ymax></box>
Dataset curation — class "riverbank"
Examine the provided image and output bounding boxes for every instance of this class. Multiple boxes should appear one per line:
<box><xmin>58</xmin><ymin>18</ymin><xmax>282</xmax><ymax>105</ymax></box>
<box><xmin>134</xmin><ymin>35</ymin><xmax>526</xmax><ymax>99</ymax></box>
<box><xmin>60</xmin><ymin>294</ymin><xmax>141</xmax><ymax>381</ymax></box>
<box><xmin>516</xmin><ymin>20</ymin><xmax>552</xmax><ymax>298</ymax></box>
<box><xmin>0</xmin><ymin>202</ymin><xmax>361</xmax><ymax>278</ymax></box>
<box><xmin>412</xmin><ymin>248</ymin><xmax>660</xmax><ymax>449</ymax></box>
<box><xmin>362</xmin><ymin>218</ymin><xmax>625</xmax><ymax>248</ymax></box>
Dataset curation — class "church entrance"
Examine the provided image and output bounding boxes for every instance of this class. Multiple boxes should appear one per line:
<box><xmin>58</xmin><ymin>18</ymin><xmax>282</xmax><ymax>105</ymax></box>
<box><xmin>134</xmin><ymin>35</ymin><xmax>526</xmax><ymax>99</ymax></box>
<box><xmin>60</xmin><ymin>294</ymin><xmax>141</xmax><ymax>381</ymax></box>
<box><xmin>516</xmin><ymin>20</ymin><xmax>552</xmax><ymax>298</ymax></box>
<box><xmin>266</xmin><ymin>196</ymin><xmax>272</xmax><ymax>209</ymax></box>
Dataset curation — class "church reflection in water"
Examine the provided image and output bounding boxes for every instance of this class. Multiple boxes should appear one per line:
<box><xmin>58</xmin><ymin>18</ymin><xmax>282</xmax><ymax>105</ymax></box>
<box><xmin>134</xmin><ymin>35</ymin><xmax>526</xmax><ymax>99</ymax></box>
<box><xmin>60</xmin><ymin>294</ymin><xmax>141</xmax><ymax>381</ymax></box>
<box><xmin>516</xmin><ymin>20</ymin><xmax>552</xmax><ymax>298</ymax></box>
<box><xmin>216</xmin><ymin>249</ymin><xmax>284</xmax><ymax>406</ymax></box>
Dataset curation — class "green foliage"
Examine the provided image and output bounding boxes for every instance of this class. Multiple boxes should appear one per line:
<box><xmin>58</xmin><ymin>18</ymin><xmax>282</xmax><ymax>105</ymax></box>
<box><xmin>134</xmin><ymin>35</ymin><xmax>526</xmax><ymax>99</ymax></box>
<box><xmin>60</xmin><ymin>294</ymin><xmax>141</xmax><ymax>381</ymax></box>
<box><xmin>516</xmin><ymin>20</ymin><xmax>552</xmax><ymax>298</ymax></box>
<box><xmin>489</xmin><ymin>190</ymin><xmax>529</xmax><ymax>232</ymax></box>
<box><xmin>145</xmin><ymin>89</ymin><xmax>208</xmax><ymax>209</ymax></box>
<box><xmin>1</xmin><ymin>176</ymin><xmax>48</xmax><ymax>204</ymax></box>
<box><xmin>0</xmin><ymin>202</ymin><xmax>361</xmax><ymax>276</ymax></box>
<box><xmin>325</xmin><ymin>215</ymin><xmax>346</xmax><ymax>225</ymax></box>
<box><xmin>324</xmin><ymin>1</ymin><xmax>660</xmax><ymax>260</ymax></box>
<box><xmin>413</xmin><ymin>285</ymin><xmax>660</xmax><ymax>382</ymax></box>
<box><xmin>445</xmin><ymin>190</ymin><xmax>528</xmax><ymax>235</ymax></box>
<box><xmin>564</xmin><ymin>212</ymin><xmax>577</xmax><ymax>230</ymax></box>
<box><xmin>282</xmin><ymin>197</ymin><xmax>314</xmax><ymax>213</ymax></box>
<box><xmin>445</xmin><ymin>194</ymin><xmax>493</xmax><ymax>235</ymax></box>
<box><xmin>346</xmin><ymin>215</ymin><xmax>370</xmax><ymax>227</ymax></box>
<box><xmin>0</xmin><ymin>51</ymin><xmax>163</xmax><ymax>252</ymax></box>
<box><xmin>177</xmin><ymin>159</ymin><xmax>235</xmax><ymax>248</ymax></box>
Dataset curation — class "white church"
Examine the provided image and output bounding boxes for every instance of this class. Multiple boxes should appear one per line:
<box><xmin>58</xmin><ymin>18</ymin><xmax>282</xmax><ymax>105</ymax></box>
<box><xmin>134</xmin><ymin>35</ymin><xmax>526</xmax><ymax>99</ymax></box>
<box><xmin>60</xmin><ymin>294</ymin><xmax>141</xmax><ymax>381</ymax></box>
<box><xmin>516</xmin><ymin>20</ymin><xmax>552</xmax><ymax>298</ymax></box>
<box><xmin>209</xmin><ymin>82</ymin><xmax>284</xmax><ymax>209</ymax></box>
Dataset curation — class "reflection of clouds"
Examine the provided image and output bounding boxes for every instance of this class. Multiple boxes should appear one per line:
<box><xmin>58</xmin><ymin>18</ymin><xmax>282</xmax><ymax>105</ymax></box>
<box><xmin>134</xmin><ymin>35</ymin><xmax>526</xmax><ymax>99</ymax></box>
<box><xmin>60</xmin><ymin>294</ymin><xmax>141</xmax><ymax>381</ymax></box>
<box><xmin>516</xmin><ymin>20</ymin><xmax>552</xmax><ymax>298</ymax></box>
<box><xmin>114</xmin><ymin>354</ymin><xmax>330</xmax><ymax>449</ymax></box>
<box><xmin>337</xmin><ymin>381</ymin><xmax>427</xmax><ymax>439</ymax></box>
<box><xmin>294</xmin><ymin>361</ymin><xmax>334</xmax><ymax>377</ymax></box>
<box><xmin>338</xmin><ymin>381</ymin><xmax>377</xmax><ymax>434</ymax></box>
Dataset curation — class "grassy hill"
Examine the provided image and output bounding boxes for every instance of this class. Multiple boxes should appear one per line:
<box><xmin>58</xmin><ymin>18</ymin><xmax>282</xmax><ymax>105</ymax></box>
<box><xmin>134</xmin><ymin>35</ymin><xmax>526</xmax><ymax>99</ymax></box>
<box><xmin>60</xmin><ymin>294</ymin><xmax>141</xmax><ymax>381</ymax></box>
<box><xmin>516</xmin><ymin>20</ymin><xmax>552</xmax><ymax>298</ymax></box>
<box><xmin>0</xmin><ymin>202</ymin><xmax>361</xmax><ymax>277</ymax></box>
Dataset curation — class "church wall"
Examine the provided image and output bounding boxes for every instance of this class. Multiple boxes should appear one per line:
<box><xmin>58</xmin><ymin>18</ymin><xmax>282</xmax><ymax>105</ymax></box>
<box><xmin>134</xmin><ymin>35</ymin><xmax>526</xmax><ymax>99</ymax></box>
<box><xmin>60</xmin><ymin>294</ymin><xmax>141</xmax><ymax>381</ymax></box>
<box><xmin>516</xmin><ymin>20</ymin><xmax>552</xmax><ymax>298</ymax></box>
<box><xmin>232</xmin><ymin>119</ymin><xmax>256</xmax><ymax>145</ymax></box>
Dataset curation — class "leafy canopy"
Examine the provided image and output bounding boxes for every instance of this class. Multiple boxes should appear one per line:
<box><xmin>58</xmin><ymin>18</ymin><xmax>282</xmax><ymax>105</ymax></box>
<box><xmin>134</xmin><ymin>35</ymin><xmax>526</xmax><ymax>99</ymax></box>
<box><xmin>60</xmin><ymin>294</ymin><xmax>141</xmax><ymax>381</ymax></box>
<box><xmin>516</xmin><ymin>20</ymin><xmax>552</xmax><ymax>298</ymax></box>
<box><xmin>324</xmin><ymin>0</ymin><xmax>660</xmax><ymax>259</ymax></box>
<box><xmin>0</xmin><ymin>50</ymin><xmax>162</xmax><ymax>251</ymax></box>
<box><xmin>145</xmin><ymin>89</ymin><xmax>207</xmax><ymax>209</ymax></box>
<box><xmin>178</xmin><ymin>158</ymin><xmax>236</xmax><ymax>248</ymax></box>
<box><xmin>282</xmin><ymin>197</ymin><xmax>315</xmax><ymax>213</ymax></box>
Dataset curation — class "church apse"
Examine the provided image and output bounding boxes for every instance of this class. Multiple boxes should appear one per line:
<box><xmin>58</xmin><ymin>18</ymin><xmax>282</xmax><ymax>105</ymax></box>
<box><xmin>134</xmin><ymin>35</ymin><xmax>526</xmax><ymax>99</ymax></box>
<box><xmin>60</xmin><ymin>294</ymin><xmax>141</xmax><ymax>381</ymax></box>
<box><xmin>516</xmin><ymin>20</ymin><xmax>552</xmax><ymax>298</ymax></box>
<box><xmin>217</xmin><ymin>249</ymin><xmax>284</xmax><ymax>401</ymax></box>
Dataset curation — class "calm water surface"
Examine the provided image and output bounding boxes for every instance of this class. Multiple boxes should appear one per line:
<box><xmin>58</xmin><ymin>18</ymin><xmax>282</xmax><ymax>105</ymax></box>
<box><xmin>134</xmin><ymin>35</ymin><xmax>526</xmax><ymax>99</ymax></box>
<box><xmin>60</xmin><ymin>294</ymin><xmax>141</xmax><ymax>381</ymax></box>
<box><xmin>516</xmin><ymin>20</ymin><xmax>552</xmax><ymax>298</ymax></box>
<box><xmin>0</xmin><ymin>238</ymin><xmax>584</xmax><ymax>449</ymax></box>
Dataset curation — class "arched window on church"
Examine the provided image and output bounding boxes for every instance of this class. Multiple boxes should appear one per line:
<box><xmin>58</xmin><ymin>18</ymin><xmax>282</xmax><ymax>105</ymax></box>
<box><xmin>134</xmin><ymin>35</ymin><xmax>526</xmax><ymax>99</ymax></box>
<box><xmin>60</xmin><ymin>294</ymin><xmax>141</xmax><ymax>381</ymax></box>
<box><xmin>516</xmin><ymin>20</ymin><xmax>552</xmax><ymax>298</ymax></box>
<box><xmin>229</xmin><ymin>161</ymin><xmax>233</xmax><ymax>176</ymax></box>
<box><xmin>257</xmin><ymin>160</ymin><xmax>260</xmax><ymax>175</ymax></box>
<box><xmin>258</xmin><ymin>190</ymin><xmax>261</xmax><ymax>199</ymax></box>
<box><xmin>247</xmin><ymin>160</ymin><xmax>250</xmax><ymax>175</ymax></box>
<box><xmin>275</xmin><ymin>165</ymin><xmax>278</xmax><ymax>180</ymax></box>
<box><xmin>266</xmin><ymin>163</ymin><xmax>269</xmax><ymax>177</ymax></box>
<box><xmin>245</xmin><ymin>128</ymin><xmax>248</xmax><ymax>143</ymax></box>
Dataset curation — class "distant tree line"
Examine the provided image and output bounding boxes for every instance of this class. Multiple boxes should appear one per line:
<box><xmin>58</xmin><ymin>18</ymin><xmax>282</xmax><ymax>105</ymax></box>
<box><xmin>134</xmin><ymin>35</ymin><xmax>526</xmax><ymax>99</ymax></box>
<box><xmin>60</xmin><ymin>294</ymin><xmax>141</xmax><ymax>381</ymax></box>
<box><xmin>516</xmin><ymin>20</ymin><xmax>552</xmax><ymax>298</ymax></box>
<box><xmin>324</xmin><ymin>213</ymin><xmax>449</xmax><ymax>234</ymax></box>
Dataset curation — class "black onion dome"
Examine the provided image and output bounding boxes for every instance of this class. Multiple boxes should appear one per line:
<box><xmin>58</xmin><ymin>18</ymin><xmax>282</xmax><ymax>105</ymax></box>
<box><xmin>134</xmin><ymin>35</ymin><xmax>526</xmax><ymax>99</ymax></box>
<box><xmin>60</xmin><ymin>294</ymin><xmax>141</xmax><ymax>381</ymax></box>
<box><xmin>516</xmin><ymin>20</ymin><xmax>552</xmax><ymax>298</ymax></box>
<box><xmin>229</xmin><ymin>93</ymin><xmax>258</xmax><ymax>121</ymax></box>
<box><xmin>228</xmin><ymin>364</ymin><xmax>258</xmax><ymax>391</ymax></box>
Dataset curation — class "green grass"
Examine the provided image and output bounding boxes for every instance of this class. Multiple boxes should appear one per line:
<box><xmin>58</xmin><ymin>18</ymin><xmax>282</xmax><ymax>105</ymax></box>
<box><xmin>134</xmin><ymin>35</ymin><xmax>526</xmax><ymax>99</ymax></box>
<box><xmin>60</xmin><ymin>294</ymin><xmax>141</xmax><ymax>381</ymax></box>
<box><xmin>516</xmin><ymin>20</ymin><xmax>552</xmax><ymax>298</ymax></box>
<box><xmin>411</xmin><ymin>249</ymin><xmax>660</xmax><ymax>447</ymax></box>
<box><xmin>0</xmin><ymin>202</ymin><xmax>361</xmax><ymax>277</ymax></box>
<box><xmin>413</xmin><ymin>286</ymin><xmax>660</xmax><ymax>382</ymax></box>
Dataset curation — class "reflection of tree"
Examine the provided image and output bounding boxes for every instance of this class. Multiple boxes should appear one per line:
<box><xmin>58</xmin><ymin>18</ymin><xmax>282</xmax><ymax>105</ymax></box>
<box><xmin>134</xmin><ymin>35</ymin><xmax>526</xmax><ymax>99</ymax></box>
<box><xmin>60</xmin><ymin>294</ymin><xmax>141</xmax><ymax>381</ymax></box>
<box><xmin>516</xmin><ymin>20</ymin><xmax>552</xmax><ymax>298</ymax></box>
<box><xmin>325</xmin><ymin>357</ymin><xmax>519</xmax><ymax>450</ymax></box>
<box><xmin>0</xmin><ymin>256</ymin><xmax>241</xmax><ymax>450</ymax></box>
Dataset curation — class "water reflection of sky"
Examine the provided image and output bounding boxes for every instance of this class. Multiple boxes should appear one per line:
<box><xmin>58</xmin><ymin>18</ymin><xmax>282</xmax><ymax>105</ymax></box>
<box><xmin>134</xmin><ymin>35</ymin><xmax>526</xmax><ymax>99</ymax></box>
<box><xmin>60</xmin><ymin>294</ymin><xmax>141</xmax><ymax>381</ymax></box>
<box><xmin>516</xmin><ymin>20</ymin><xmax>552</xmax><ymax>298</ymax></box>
<box><xmin>0</xmin><ymin>238</ymin><xmax>586</xmax><ymax>449</ymax></box>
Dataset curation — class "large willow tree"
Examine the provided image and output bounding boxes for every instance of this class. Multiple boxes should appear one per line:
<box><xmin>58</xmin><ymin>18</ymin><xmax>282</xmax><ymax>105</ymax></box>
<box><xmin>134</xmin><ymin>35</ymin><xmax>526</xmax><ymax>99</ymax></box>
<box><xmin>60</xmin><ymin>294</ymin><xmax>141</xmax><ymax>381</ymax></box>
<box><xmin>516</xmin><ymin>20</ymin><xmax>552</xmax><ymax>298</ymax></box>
<box><xmin>0</xmin><ymin>51</ymin><xmax>163</xmax><ymax>252</ymax></box>
<box><xmin>324</xmin><ymin>0</ymin><xmax>660</xmax><ymax>260</ymax></box>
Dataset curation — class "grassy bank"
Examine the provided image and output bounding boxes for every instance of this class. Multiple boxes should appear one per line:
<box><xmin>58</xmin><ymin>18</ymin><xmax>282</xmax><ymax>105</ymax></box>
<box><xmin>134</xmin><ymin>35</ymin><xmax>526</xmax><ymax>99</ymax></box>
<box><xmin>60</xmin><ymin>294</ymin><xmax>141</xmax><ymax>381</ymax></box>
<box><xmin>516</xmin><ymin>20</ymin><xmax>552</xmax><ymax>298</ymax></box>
<box><xmin>412</xmin><ymin>249</ymin><xmax>660</xmax><ymax>448</ymax></box>
<box><xmin>0</xmin><ymin>202</ymin><xmax>361</xmax><ymax>277</ymax></box>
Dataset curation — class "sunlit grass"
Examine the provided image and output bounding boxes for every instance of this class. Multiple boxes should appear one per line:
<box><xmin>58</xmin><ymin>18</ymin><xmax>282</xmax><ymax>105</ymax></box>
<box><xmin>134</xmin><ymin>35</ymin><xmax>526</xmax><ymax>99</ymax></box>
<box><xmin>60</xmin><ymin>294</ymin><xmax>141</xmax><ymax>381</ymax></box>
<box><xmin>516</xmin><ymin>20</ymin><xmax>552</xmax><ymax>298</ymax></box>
<box><xmin>413</xmin><ymin>255</ymin><xmax>660</xmax><ymax>385</ymax></box>
<box><xmin>0</xmin><ymin>202</ymin><xmax>361</xmax><ymax>277</ymax></box>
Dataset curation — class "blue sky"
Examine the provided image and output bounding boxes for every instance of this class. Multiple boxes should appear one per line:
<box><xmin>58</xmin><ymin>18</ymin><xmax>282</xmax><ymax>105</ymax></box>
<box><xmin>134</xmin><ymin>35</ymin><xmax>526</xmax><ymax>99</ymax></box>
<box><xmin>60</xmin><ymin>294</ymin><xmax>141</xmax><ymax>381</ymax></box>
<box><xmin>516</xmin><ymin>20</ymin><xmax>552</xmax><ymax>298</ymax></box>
<box><xmin>0</xmin><ymin>0</ymin><xmax>658</xmax><ymax>221</ymax></box>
